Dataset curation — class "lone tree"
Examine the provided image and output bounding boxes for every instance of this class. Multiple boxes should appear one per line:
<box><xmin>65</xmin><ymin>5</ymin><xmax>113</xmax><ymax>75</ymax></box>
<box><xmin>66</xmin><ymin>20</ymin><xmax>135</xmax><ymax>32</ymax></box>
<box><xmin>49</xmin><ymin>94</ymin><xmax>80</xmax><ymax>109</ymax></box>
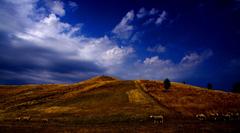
<box><xmin>232</xmin><ymin>82</ymin><xmax>240</xmax><ymax>93</ymax></box>
<box><xmin>164</xmin><ymin>78</ymin><xmax>171</xmax><ymax>90</ymax></box>
<box><xmin>207</xmin><ymin>83</ymin><xmax>213</xmax><ymax>90</ymax></box>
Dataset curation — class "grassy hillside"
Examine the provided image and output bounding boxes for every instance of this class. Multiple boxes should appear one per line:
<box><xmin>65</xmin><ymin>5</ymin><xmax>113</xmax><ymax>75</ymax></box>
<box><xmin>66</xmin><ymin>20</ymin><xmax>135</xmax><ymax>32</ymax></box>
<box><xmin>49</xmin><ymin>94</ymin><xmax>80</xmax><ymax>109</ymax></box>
<box><xmin>0</xmin><ymin>76</ymin><xmax>164</xmax><ymax>124</ymax></box>
<box><xmin>0</xmin><ymin>76</ymin><xmax>240</xmax><ymax>125</ymax></box>
<box><xmin>137</xmin><ymin>80</ymin><xmax>240</xmax><ymax>117</ymax></box>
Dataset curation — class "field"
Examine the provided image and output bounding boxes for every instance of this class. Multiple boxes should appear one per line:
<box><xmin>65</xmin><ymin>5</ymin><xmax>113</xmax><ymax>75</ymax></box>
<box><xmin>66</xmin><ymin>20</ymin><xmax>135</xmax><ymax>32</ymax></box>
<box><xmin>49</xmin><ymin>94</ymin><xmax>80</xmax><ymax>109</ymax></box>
<box><xmin>0</xmin><ymin>76</ymin><xmax>240</xmax><ymax>132</ymax></box>
<box><xmin>138</xmin><ymin>80</ymin><xmax>240</xmax><ymax>117</ymax></box>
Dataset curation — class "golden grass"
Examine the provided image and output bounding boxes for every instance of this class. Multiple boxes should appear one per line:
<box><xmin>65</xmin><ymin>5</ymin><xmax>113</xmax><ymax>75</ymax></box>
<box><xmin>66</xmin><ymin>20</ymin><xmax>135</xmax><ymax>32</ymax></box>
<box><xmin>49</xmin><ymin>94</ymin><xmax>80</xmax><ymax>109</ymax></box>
<box><xmin>1</xmin><ymin>76</ymin><xmax>240</xmax><ymax>124</ymax></box>
<box><xmin>42</xmin><ymin>106</ymin><xmax>77</xmax><ymax>113</ymax></box>
<box><xmin>138</xmin><ymin>80</ymin><xmax>240</xmax><ymax>117</ymax></box>
<box><xmin>0</xmin><ymin>79</ymin><xmax>165</xmax><ymax>124</ymax></box>
<box><xmin>126</xmin><ymin>89</ymin><xmax>150</xmax><ymax>104</ymax></box>
<box><xmin>81</xmin><ymin>75</ymin><xmax>119</xmax><ymax>83</ymax></box>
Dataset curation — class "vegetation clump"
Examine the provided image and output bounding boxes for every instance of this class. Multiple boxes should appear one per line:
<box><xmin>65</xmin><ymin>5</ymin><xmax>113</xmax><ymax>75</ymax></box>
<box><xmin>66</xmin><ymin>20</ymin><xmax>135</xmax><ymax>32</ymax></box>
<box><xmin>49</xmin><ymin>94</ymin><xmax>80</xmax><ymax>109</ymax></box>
<box><xmin>232</xmin><ymin>82</ymin><xmax>240</xmax><ymax>93</ymax></box>
<box><xmin>207</xmin><ymin>83</ymin><xmax>213</xmax><ymax>90</ymax></box>
<box><xmin>164</xmin><ymin>78</ymin><xmax>171</xmax><ymax>90</ymax></box>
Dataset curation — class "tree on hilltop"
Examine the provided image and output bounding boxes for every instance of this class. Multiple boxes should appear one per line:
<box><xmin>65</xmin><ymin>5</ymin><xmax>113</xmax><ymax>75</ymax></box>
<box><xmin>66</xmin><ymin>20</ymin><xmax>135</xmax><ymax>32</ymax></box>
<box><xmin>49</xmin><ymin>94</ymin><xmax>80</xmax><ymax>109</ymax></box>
<box><xmin>232</xmin><ymin>82</ymin><xmax>240</xmax><ymax>93</ymax></box>
<box><xmin>164</xmin><ymin>78</ymin><xmax>171</xmax><ymax>90</ymax></box>
<box><xmin>207</xmin><ymin>83</ymin><xmax>213</xmax><ymax>90</ymax></box>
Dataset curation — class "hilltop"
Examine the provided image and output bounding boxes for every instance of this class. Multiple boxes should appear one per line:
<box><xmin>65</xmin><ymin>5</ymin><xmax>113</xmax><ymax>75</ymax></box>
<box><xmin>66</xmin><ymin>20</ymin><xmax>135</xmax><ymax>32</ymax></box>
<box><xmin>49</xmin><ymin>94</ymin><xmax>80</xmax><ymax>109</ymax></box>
<box><xmin>82</xmin><ymin>75</ymin><xmax>119</xmax><ymax>82</ymax></box>
<box><xmin>0</xmin><ymin>76</ymin><xmax>240</xmax><ymax>126</ymax></box>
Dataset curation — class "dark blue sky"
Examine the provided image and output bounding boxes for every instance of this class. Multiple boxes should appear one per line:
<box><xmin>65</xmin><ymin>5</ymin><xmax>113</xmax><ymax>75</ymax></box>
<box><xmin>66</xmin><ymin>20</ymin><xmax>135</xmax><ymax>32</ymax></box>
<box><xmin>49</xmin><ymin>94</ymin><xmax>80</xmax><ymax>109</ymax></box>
<box><xmin>0</xmin><ymin>0</ymin><xmax>239</xmax><ymax>90</ymax></box>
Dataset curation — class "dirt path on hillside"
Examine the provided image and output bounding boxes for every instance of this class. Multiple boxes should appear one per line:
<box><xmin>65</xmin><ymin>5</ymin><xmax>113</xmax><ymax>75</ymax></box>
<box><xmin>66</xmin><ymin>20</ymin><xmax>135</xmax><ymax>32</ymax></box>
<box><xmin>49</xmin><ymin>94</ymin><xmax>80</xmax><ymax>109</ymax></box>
<box><xmin>131</xmin><ymin>81</ymin><xmax>156</xmax><ymax>104</ymax></box>
<box><xmin>134</xmin><ymin>80</ymin><xmax>181</xmax><ymax>118</ymax></box>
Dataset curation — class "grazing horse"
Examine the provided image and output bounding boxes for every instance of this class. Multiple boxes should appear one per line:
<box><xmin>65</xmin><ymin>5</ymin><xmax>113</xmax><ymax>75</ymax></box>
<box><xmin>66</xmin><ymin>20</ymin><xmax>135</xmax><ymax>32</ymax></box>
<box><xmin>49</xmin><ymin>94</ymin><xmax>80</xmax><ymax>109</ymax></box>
<box><xmin>42</xmin><ymin>118</ymin><xmax>49</xmax><ymax>122</ymax></box>
<box><xmin>209</xmin><ymin>112</ymin><xmax>219</xmax><ymax>121</ymax></box>
<box><xmin>149</xmin><ymin>115</ymin><xmax>163</xmax><ymax>124</ymax></box>
<box><xmin>22</xmin><ymin>116</ymin><xmax>31</xmax><ymax>121</ymax></box>
<box><xmin>196</xmin><ymin>114</ymin><xmax>206</xmax><ymax>121</ymax></box>
<box><xmin>15</xmin><ymin>117</ymin><xmax>21</xmax><ymax>121</ymax></box>
<box><xmin>223</xmin><ymin>113</ymin><xmax>231</xmax><ymax>121</ymax></box>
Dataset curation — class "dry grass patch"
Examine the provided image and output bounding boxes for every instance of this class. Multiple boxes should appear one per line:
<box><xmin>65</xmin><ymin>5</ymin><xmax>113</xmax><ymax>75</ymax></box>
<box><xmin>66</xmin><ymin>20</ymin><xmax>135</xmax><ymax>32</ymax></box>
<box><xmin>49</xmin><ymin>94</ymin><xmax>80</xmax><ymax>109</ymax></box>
<box><xmin>42</xmin><ymin>106</ymin><xmax>77</xmax><ymax>113</ymax></box>
<box><xmin>127</xmin><ymin>89</ymin><xmax>150</xmax><ymax>104</ymax></box>
<box><xmin>1</xmin><ymin>76</ymin><xmax>240</xmax><ymax>124</ymax></box>
<box><xmin>139</xmin><ymin>80</ymin><xmax>240</xmax><ymax>117</ymax></box>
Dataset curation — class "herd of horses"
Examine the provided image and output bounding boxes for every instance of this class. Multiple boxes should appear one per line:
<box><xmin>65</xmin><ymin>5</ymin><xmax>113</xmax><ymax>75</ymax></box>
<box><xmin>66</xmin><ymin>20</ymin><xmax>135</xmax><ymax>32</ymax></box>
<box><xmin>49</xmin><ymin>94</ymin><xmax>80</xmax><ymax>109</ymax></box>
<box><xmin>196</xmin><ymin>112</ymin><xmax>240</xmax><ymax>121</ymax></box>
<box><xmin>14</xmin><ymin>115</ymin><xmax>164</xmax><ymax>124</ymax></box>
<box><xmin>14</xmin><ymin>112</ymin><xmax>239</xmax><ymax>124</ymax></box>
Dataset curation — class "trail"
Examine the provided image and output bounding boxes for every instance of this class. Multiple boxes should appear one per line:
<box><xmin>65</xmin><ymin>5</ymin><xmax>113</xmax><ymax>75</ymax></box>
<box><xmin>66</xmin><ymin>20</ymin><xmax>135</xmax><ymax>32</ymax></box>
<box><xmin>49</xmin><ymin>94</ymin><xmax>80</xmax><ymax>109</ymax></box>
<box><xmin>134</xmin><ymin>80</ymin><xmax>182</xmax><ymax>117</ymax></box>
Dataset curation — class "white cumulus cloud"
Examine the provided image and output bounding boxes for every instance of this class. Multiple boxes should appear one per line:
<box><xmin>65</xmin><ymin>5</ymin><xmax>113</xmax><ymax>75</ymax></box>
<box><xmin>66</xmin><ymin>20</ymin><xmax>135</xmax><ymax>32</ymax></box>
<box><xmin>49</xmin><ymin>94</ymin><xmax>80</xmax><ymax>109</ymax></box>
<box><xmin>120</xmin><ymin>50</ymin><xmax>213</xmax><ymax>80</ymax></box>
<box><xmin>180</xmin><ymin>49</ymin><xmax>213</xmax><ymax>67</ymax></box>
<box><xmin>48</xmin><ymin>0</ymin><xmax>65</xmax><ymax>16</ymax></box>
<box><xmin>149</xmin><ymin>8</ymin><xmax>159</xmax><ymax>15</ymax></box>
<box><xmin>68</xmin><ymin>1</ymin><xmax>78</xmax><ymax>9</ymax></box>
<box><xmin>155</xmin><ymin>10</ymin><xmax>167</xmax><ymax>25</ymax></box>
<box><xmin>147</xmin><ymin>44</ymin><xmax>166</xmax><ymax>53</ymax></box>
<box><xmin>0</xmin><ymin>2</ymin><xmax>213</xmax><ymax>83</ymax></box>
<box><xmin>137</xmin><ymin>8</ymin><xmax>147</xmax><ymax>18</ymax></box>
<box><xmin>112</xmin><ymin>10</ymin><xmax>135</xmax><ymax>39</ymax></box>
<box><xmin>0</xmin><ymin>0</ymin><xmax>134</xmax><ymax>82</ymax></box>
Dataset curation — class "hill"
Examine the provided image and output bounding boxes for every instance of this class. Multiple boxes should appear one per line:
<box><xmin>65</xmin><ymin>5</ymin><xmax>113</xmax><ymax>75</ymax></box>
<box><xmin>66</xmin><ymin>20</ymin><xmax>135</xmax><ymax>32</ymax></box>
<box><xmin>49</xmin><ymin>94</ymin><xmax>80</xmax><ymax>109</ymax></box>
<box><xmin>0</xmin><ymin>76</ymin><xmax>240</xmax><ymax>126</ymax></box>
<box><xmin>137</xmin><ymin>80</ymin><xmax>240</xmax><ymax>117</ymax></box>
<box><xmin>0</xmin><ymin>77</ymin><xmax>164</xmax><ymax>124</ymax></box>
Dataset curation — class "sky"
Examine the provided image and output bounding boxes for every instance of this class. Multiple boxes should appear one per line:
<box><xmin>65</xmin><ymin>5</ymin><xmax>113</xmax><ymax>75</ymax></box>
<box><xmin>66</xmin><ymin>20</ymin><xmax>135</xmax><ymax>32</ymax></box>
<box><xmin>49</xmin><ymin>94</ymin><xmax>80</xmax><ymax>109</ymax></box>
<box><xmin>0</xmin><ymin>0</ymin><xmax>239</xmax><ymax>90</ymax></box>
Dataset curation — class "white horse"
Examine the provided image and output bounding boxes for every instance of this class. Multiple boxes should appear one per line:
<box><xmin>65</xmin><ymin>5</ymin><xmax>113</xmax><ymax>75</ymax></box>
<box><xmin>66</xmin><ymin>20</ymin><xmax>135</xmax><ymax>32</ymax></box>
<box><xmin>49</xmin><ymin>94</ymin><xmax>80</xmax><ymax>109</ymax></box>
<box><xmin>196</xmin><ymin>114</ymin><xmax>206</xmax><ymax>121</ymax></box>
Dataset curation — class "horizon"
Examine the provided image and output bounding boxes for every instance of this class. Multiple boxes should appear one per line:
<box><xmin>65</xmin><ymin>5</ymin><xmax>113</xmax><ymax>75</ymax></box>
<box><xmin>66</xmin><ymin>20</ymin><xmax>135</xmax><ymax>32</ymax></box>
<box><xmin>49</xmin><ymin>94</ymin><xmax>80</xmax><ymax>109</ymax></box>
<box><xmin>0</xmin><ymin>0</ymin><xmax>240</xmax><ymax>91</ymax></box>
<box><xmin>0</xmin><ymin>75</ymin><xmax>231</xmax><ymax>91</ymax></box>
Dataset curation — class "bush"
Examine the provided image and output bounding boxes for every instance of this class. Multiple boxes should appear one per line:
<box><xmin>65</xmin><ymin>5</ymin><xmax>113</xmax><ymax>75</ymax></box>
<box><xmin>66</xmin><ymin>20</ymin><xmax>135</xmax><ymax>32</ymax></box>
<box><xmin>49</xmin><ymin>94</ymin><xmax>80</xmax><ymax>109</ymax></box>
<box><xmin>164</xmin><ymin>78</ymin><xmax>171</xmax><ymax>90</ymax></box>
<box><xmin>207</xmin><ymin>83</ymin><xmax>213</xmax><ymax>90</ymax></box>
<box><xmin>232</xmin><ymin>82</ymin><xmax>240</xmax><ymax>93</ymax></box>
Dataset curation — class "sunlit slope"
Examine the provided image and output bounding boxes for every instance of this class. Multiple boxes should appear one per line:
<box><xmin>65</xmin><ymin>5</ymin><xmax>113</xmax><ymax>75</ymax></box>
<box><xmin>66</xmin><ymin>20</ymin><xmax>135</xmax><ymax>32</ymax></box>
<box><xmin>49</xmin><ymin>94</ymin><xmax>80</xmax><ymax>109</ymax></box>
<box><xmin>0</xmin><ymin>76</ymin><xmax>166</xmax><ymax>124</ymax></box>
<box><xmin>0</xmin><ymin>76</ymin><xmax>240</xmax><ymax>124</ymax></box>
<box><xmin>137</xmin><ymin>80</ymin><xmax>240</xmax><ymax>117</ymax></box>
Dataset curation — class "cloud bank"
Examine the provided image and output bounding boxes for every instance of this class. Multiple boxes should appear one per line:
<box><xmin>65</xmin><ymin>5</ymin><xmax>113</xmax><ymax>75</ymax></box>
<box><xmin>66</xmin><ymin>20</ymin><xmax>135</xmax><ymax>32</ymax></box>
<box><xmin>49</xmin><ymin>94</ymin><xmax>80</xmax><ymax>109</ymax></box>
<box><xmin>0</xmin><ymin>1</ymin><xmax>212</xmax><ymax>84</ymax></box>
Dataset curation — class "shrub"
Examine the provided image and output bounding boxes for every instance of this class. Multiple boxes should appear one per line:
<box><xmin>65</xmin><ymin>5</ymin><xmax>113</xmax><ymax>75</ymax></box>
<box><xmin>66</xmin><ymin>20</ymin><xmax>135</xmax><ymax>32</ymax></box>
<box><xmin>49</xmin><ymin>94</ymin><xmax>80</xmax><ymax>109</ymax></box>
<box><xmin>232</xmin><ymin>82</ymin><xmax>240</xmax><ymax>93</ymax></box>
<box><xmin>164</xmin><ymin>78</ymin><xmax>171</xmax><ymax>90</ymax></box>
<box><xmin>207</xmin><ymin>83</ymin><xmax>213</xmax><ymax>90</ymax></box>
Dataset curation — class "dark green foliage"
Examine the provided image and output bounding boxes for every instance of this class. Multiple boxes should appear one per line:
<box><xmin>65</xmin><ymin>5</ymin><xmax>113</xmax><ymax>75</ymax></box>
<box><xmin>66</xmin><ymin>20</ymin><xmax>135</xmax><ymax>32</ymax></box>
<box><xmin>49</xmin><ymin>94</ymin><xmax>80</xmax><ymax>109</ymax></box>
<box><xmin>164</xmin><ymin>78</ymin><xmax>171</xmax><ymax>90</ymax></box>
<box><xmin>232</xmin><ymin>82</ymin><xmax>240</xmax><ymax>93</ymax></box>
<box><xmin>207</xmin><ymin>83</ymin><xmax>213</xmax><ymax>90</ymax></box>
